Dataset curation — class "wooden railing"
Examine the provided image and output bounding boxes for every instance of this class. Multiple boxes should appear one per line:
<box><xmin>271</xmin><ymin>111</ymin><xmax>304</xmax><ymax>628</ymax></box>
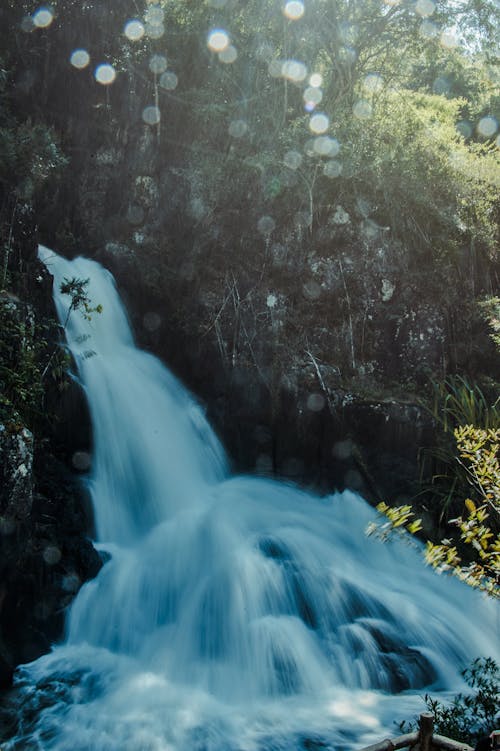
<box><xmin>359</xmin><ymin>713</ymin><xmax>473</xmax><ymax>751</ymax></box>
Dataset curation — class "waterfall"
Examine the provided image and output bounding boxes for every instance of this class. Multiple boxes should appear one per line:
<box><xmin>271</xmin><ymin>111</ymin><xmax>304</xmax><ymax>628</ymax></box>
<box><xmin>7</xmin><ymin>246</ymin><xmax>498</xmax><ymax>751</ymax></box>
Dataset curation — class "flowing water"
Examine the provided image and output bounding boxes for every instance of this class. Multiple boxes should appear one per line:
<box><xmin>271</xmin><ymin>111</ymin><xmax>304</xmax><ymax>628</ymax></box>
<box><xmin>5</xmin><ymin>246</ymin><xmax>498</xmax><ymax>750</ymax></box>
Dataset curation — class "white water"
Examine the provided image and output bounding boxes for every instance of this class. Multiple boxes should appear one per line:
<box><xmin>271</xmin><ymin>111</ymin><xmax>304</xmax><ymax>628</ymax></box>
<box><xmin>7</xmin><ymin>246</ymin><xmax>498</xmax><ymax>750</ymax></box>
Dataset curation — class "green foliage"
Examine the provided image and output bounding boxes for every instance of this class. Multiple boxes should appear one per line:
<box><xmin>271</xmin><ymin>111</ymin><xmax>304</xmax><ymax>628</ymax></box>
<box><xmin>0</xmin><ymin>122</ymin><xmax>67</xmax><ymax>200</ymax></box>
<box><xmin>60</xmin><ymin>277</ymin><xmax>103</xmax><ymax>325</ymax></box>
<box><xmin>0</xmin><ymin>299</ymin><xmax>72</xmax><ymax>430</ymax></box>
<box><xmin>399</xmin><ymin>658</ymin><xmax>499</xmax><ymax>742</ymax></box>
<box><xmin>480</xmin><ymin>297</ymin><xmax>500</xmax><ymax>350</ymax></box>
<box><xmin>374</xmin><ymin>425</ymin><xmax>499</xmax><ymax>597</ymax></box>
<box><xmin>424</xmin><ymin>425</ymin><xmax>499</xmax><ymax>597</ymax></box>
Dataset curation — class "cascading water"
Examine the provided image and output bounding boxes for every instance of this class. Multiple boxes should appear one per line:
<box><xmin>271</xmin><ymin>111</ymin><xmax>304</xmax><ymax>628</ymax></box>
<box><xmin>6</xmin><ymin>245</ymin><xmax>498</xmax><ymax>751</ymax></box>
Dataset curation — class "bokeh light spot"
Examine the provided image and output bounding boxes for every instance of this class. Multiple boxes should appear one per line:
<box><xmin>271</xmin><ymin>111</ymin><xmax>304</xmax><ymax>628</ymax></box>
<box><xmin>149</xmin><ymin>54</ymin><xmax>167</xmax><ymax>74</ymax></box>
<box><xmin>43</xmin><ymin>546</ymin><xmax>62</xmax><ymax>565</ymax></box>
<box><xmin>456</xmin><ymin>120</ymin><xmax>472</xmax><ymax>139</ymax></box>
<box><xmin>323</xmin><ymin>159</ymin><xmax>342</xmax><ymax>178</ymax></box>
<box><xmin>353</xmin><ymin>100</ymin><xmax>372</xmax><ymax>119</ymax></box>
<box><xmin>302</xmin><ymin>280</ymin><xmax>321</xmax><ymax>300</ymax></box>
<box><xmin>124</xmin><ymin>19</ymin><xmax>145</xmax><ymax>41</ymax></box>
<box><xmin>415</xmin><ymin>0</ymin><xmax>435</xmax><ymax>17</ymax></box>
<box><xmin>477</xmin><ymin>116</ymin><xmax>498</xmax><ymax>137</ymax></box>
<box><xmin>283</xmin><ymin>1</ymin><xmax>305</xmax><ymax>20</ymax></box>
<box><xmin>282</xmin><ymin>60</ymin><xmax>307</xmax><ymax>82</ymax></box>
<box><xmin>159</xmin><ymin>71</ymin><xmax>178</xmax><ymax>90</ymax></box>
<box><xmin>420</xmin><ymin>19</ymin><xmax>439</xmax><ymax>37</ymax></box>
<box><xmin>433</xmin><ymin>76</ymin><xmax>450</xmax><ymax>95</ymax></box>
<box><xmin>70</xmin><ymin>49</ymin><xmax>90</xmax><ymax>69</ymax></box>
<box><xmin>257</xmin><ymin>216</ymin><xmax>276</xmax><ymax>235</ymax></box>
<box><xmin>313</xmin><ymin>136</ymin><xmax>340</xmax><ymax>157</ymax></box>
<box><xmin>228</xmin><ymin>119</ymin><xmax>248</xmax><ymax>138</ymax></box>
<box><xmin>21</xmin><ymin>15</ymin><xmax>36</xmax><ymax>33</ymax></box>
<box><xmin>72</xmin><ymin>451</ymin><xmax>91</xmax><ymax>471</ymax></box>
<box><xmin>307</xmin><ymin>393</ymin><xmax>325</xmax><ymax>412</ymax></box>
<box><xmin>363</xmin><ymin>73</ymin><xmax>383</xmax><ymax>93</ymax></box>
<box><xmin>440</xmin><ymin>30</ymin><xmax>458</xmax><ymax>48</ymax></box>
<box><xmin>145</xmin><ymin>5</ymin><xmax>164</xmax><ymax>24</ymax></box>
<box><xmin>142</xmin><ymin>106</ymin><xmax>161</xmax><ymax>125</ymax></box>
<box><xmin>303</xmin><ymin>86</ymin><xmax>323</xmax><ymax>108</ymax></box>
<box><xmin>208</xmin><ymin>29</ymin><xmax>230</xmax><ymax>52</ymax></box>
<box><xmin>95</xmin><ymin>64</ymin><xmax>116</xmax><ymax>85</ymax></box>
<box><xmin>143</xmin><ymin>312</ymin><xmax>162</xmax><ymax>332</ymax></box>
<box><xmin>309</xmin><ymin>113</ymin><xmax>329</xmax><ymax>134</ymax></box>
<box><xmin>145</xmin><ymin>22</ymin><xmax>165</xmax><ymax>39</ymax></box>
<box><xmin>284</xmin><ymin>150</ymin><xmax>303</xmax><ymax>170</ymax></box>
<box><xmin>309</xmin><ymin>72</ymin><xmax>322</xmax><ymax>88</ymax></box>
<box><xmin>33</xmin><ymin>7</ymin><xmax>54</xmax><ymax>28</ymax></box>
<box><xmin>219</xmin><ymin>45</ymin><xmax>238</xmax><ymax>63</ymax></box>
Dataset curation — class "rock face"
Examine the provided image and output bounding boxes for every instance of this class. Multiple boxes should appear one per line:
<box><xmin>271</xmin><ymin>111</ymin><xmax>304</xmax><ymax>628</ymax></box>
<box><xmin>0</xmin><ymin>216</ymin><xmax>101</xmax><ymax>687</ymax></box>
<box><xmin>0</xmin><ymin>428</ymin><xmax>101</xmax><ymax>687</ymax></box>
